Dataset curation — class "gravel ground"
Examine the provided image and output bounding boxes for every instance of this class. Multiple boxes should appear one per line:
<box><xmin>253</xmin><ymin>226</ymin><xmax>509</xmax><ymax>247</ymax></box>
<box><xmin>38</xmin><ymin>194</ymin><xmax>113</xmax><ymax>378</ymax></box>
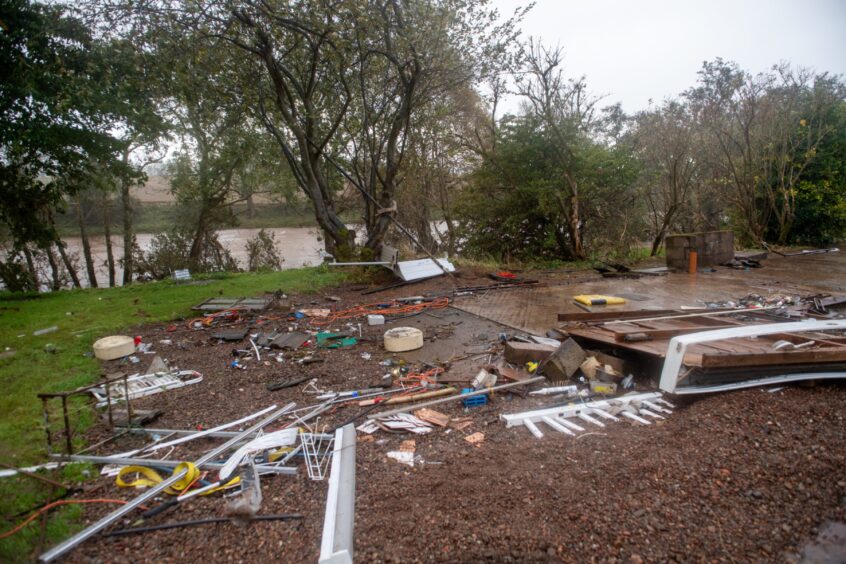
<box><xmin>59</xmin><ymin>276</ymin><xmax>846</xmax><ymax>562</ymax></box>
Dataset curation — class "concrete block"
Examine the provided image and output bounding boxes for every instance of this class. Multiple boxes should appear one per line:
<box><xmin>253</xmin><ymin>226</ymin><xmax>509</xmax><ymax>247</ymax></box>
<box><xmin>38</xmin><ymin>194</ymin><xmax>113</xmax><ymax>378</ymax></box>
<box><xmin>504</xmin><ymin>341</ymin><xmax>557</xmax><ymax>365</ymax></box>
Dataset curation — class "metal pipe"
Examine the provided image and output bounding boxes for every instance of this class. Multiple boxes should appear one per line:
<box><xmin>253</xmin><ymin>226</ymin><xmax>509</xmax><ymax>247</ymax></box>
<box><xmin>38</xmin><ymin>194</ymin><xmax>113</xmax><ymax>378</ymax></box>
<box><xmin>50</xmin><ymin>454</ymin><xmax>297</xmax><ymax>475</ymax></box>
<box><xmin>41</xmin><ymin>397</ymin><xmax>52</xmax><ymax>455</ymax></box>
<box><xmin>38</xmin><ymin>403</ymin><xmax>296</xmax><ymax>562</ymax></box>
<box><xmin>104</xmin><ymin>378</ymin><xmax>113</xmax><ymax>428</ymax></box>
<box><xmin>123</xmin><ymin>374</ymin><xmax>133</xmax><ymax>424</ymax></box>
<box><xmin>61</xmin><ymin>397</ymin><xmax>72</xmax><ymax>455</ymax></box>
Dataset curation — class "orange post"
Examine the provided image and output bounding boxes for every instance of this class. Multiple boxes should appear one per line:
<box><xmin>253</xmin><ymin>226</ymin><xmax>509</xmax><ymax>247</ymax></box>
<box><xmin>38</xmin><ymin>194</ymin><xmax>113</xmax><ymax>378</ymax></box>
<box><xmin>688</xmin><ymin>250</ymin><xmax>698</xmax><ymax>274</ymax></box>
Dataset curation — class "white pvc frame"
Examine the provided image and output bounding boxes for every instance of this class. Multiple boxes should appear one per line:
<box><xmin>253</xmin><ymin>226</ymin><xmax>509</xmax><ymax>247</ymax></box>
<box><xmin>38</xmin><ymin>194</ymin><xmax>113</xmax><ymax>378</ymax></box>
<box><xmin>658</xmin><ymin>319</ymin><xmax>846</xmax><ymax>394</ymax></box>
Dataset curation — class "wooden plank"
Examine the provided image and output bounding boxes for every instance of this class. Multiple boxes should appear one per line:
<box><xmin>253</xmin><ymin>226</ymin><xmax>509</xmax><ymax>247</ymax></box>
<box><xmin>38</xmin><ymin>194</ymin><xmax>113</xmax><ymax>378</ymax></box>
<box><xmin>558</xmin><ymin>309</ymin><xmax>685</xmax><ymax>323</ymax></box>
<box><xmin>610</xmin><ymin>325</ymin><xmax>743</xmax><ymax>342</ymax></box>
<box><xmin>759</xmin><ymin>333</ymin><xmax>846</xmax><ymax>349</ymax></box>
<box><xmin>699</xmin><ymin>348</ymin><xmax>846</xmax><ymax>368</ymax></box>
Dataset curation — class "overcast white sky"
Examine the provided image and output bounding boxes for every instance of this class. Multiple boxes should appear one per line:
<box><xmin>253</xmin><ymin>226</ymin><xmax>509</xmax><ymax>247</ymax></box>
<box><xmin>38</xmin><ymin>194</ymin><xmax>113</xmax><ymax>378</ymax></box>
<box><xmin>492</xmin><ymin>0</ymin><xmax>846</xmax><ymax>114</ymax></box>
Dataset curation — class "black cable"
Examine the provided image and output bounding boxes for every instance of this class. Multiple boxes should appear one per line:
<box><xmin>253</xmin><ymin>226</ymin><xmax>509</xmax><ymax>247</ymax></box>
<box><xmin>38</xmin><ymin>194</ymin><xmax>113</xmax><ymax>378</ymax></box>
<box><xmin>103</xmin><ymin>514</ymin><xmax>303</xmax><ymax>537</ymax></box>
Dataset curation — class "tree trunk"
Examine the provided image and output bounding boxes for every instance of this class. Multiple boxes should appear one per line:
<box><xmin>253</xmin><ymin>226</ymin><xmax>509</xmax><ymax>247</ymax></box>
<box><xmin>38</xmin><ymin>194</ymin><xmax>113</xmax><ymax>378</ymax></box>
<box><xmin>23</xmin><ymin>246</ymin><xmax>39</xmax><ymax>290</ymax></box>
<box><xmin>189</xmin><ymin>204</ymin><xmax>209</xmax><ymax>268</ymax></box>
<box><xmin>42</xmin><ymin>243</ymin><xmax>61</xmax><ymax>290</ymax></box>
<box><xmin>246</xmin><ymin>193</ymin><xmax>256</xmax><ymax>219</ymax></box>
<box><xmin>120</xmin><ymin>159</ymin><xmax>134</xmax><ymax>285</ymax></box>
<box><xmin>103</xmin><ymin>194</ymin><xmax>116</xmax><ymax>287</ymax></box>
<box><xmin>76</xmin><ymin>196</ymin><xmax>98</xmax><ymax>288</ymax></box>
<box><xmin>56</xmin><ymin>241</ymin><xmax>81</xmax><ymax>288</ymax></box>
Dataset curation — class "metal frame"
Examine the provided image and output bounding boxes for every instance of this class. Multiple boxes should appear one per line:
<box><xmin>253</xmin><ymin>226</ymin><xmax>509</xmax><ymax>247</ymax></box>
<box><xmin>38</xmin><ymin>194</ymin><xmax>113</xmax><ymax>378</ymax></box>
<box><xmin>319</xmin><ymin>424</ymin><xmax>356</xmax><ymax>564</ymax></box>
<box><xmin>39</xmin><ymin>404</ymin><xmax>296</xmax><ymax>562</ymax></box>
<box><xmin>659</xmin><ymin>319</ymin><xmax>846</xmax><ymax>394</ymax></box>
<box><xmin>38</xmin><ymin>372</ymin><xmax>142</xmax><ymax>455</ymax></box>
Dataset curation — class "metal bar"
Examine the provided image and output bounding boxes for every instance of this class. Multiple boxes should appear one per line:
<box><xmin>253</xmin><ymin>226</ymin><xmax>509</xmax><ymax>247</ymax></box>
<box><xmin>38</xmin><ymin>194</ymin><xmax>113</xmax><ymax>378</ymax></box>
<box><xmin>105</xmin><ymin>378</ymin><xmax>113</xmax><ymax>428</ymax></box>
<box><xmin>120</xmin><ymin>428</ymin><xmax>251</xmax><ymax>439</ymax></box>
<box><xmin>50</xmin><ymin>454</ymin><xmax>297</xmax><ymax>475</ymax></box>
<box><xmin>61</xmin><ymin>397</ymin><xmax>72</xmax><ymax>455</ymax></box>
<box><xmin>328</xmin><ymin>261</ymin><xmax>392</xmax><ymax>267</ymax></box>
<box><xmin>123</xmin><ymin>374</ymin><xmax>133</xmax><ymax>424</ymax></box>
<box><xmin>368</xmin><ymin>377</ymin><xmax>544</xmax><ymax>420</ymax></box>
<box><xmin>41</xmin><ymin>397</ymin><xmax>53</xmax><ymax>455</ymax></box>
<box><xmin>134</xmin><ymin>405</ymin><xmax>279</xmax><ymax>453</ymax></box>
<box><xmin>319</xmin><ymin>424</ymin><xmax>356</xmax><ymax>564</ymax></box>
<box><xmin>671</xmin><ymin>371</ymin><xmax>846</xmax><ymax>395</ymax></box>
<box><xmin>38</xmin><ymin>403</ymin><xmax>296</xmax><ymax>562</ymax></box>
<box><xmin>602</xmin><ymin>306</ymin><xmax>779</xmax><ymax>326</ymax></box>
<box><xmin>75</xmin><ymin>430</ymin><xmax>129</xmax><ymax>455</ymax></box>
<box><xmin>659</xmin><ymin>319</ymin><xmax>846</xmax><ymax>393</ymax></box>
<box><xmin>37</xmin><ymin>372</ymin><xmax>142</xmax><ymax>399</ymax></box>
<box><xmin>0</xmin><ymin>462</ymin><xmax>72</xmax><ymax>491</ymax></box>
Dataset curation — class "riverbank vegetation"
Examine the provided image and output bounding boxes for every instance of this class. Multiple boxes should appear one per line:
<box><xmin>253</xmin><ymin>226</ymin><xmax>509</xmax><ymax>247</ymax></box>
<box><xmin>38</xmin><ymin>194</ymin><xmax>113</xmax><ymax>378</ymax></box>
<box><xmin>2</xmin><ymin>0</ymin><xmax>844</xmax><ymax>292</ymax></box>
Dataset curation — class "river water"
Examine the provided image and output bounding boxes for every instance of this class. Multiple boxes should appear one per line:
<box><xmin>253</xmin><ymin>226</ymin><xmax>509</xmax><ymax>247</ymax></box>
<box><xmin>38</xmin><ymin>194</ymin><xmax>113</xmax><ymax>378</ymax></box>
<box><xmin>61</xmin><ymin>226</ymin><xmax>329</xmax><ymax>287</ymax></box>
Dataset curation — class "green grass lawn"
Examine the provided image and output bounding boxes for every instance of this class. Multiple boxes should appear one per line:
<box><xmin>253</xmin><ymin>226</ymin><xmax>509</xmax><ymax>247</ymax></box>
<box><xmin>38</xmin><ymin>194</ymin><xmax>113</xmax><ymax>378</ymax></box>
<box><xmin>0</xmin><ymin>267</ymin><xmax>345</xmax><ymax>560</ymax></box>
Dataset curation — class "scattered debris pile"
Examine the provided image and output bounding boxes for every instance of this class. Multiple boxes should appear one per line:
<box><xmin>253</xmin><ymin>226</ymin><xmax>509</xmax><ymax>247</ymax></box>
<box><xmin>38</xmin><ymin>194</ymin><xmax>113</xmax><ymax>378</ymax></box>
<box><xmin>15</xmin><ymin>280</ymin><xmax>846</xmax><ymax>561</ymax></box>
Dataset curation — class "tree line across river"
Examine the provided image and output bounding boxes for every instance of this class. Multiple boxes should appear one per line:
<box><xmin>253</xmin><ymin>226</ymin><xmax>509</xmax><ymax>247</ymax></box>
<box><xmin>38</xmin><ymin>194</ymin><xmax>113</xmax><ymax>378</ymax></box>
<box><xmin>2</xmin><ymin>1</ymin><xmax>844</xmax><ymax>292</ymax></box>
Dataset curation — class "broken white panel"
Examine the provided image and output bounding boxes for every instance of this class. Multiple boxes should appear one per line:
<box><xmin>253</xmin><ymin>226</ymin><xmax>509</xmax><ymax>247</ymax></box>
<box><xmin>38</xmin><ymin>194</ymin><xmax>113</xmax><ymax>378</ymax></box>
<box><xmin>394</xmin><ymin>258</ymin><xmax>456</xmax><ymax>282</ymax></box>
<box><xmin>218</xmin><ymin>428</ymin><xmax>298</xmax><ymax>481</ymax></box>
<box><xmin>659</xmin><ymin>319</ymin><xmax>846</xmax><ymax>394</ymax></box>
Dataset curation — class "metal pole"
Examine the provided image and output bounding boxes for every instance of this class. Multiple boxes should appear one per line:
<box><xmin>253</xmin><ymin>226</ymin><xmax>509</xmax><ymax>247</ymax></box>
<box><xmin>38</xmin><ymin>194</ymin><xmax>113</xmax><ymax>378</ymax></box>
<box><xmin>104</xmin><ymin>379</ymin><xmax>113</xmax><ymax>428</ymax></box>
<box><xmin>51</xmin><ymin>454</ymin><xmax>297</xmax><ymax>475</ymax></box>
<box><xmin>38</xmin><ymin>403</ymin><xmax>296</xmax><ymax>562</ymax></box>
<box><xmin>123</xmin><ymin>374</ymin><xmax>133</xmax><ymax>424</ymax></box>
<box><xmin>368</xmin><ymin>377</ymin><xmax>544</xmax><ymax>419</ymax></box>
<box><xmin>61</xmin><ymin>397</ymin><xmax>72</xmax><ymax>455</ymax></box>
<box><xmin>41</xmin><ymin>397</ymin><xmax>53</xmax><ymax>455</ymax></box>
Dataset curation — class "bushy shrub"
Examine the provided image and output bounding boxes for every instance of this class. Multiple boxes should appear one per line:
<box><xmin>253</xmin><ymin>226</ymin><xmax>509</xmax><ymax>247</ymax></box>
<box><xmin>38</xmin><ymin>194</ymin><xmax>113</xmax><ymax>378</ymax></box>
<box><xmin>133</xmin><ymin>228</ymin><xmax>238</xmax><ymax>279</ymax></box>
<box><xmin>245</xmin><ymin>229</ymin><xmax>283</xmax><ymax>272</ymax></box>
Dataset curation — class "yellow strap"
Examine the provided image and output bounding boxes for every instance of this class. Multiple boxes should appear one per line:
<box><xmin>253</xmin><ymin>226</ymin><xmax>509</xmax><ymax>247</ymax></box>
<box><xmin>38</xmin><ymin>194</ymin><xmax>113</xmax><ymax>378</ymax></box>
<box><xmin>116</xmin><ymin>462</ymin><xmax>239</xmax><ymax>496</ymax></box>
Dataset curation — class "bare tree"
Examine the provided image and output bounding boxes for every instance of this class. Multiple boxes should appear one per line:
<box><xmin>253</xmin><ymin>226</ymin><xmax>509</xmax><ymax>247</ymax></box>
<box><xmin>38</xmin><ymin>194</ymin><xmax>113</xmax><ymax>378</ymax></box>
<box><xmin>630</xmin><ymin>100</ymin><xmax>701</xmax><ymax>255</ymax></box>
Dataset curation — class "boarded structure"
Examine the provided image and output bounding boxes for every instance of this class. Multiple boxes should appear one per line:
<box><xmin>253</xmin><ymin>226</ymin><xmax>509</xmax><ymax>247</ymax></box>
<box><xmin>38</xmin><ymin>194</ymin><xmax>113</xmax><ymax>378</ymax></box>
<box><xmin>665</xmin><ymin>231</ymin><xmax>734</xmax><ymax>270</ymax></box>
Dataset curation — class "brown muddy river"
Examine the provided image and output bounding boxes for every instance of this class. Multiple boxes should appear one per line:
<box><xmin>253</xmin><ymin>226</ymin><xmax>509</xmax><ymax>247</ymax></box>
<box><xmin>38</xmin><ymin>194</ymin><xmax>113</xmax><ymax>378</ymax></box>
<box><xmin>62</xmin><ymin>227</ymin><xmax>328</xmax><ymax>287</ymax></box>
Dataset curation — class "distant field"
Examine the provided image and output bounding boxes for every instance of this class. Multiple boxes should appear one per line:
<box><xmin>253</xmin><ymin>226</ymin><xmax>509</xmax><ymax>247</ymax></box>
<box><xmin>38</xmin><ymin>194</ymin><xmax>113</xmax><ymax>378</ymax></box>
<box><xmin>132</xmin><ymin>175</ymin><xmax>279</xmax><ymax>204</ymax></box>
<box><xmin>52</xmin><ymin>202</ymin><xmax>359</xmax><ymax>237</ymax></box>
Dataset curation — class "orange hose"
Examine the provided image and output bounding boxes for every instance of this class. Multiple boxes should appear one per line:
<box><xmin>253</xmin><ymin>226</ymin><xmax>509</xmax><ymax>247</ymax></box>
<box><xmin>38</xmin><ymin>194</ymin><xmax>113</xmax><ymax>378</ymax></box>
<box><xmin>0</xmin><ymin>499</ymin><xmax>143</xmax><ymax>540</ymax></box>
<box><xmin>311</xmin><ymin>297</ymin><xmax>450</xmax><ymax>327</ymax></box>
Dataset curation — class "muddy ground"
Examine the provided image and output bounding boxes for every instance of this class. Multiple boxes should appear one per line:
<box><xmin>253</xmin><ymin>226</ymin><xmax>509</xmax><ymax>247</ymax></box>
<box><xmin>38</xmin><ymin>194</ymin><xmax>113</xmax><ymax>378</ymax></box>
<box><xmin>60</xmin><ymin>261</ymin><xmax>846</xmax><ymax>562</ymax></box>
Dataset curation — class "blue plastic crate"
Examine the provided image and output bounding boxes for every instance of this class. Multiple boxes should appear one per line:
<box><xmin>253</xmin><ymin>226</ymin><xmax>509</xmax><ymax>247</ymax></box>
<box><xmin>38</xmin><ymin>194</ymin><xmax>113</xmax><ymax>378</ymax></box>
<box><xmin>461</xmin><ymin>388</ymin><xmax>488</xmax><ymax>408</ymax></box>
